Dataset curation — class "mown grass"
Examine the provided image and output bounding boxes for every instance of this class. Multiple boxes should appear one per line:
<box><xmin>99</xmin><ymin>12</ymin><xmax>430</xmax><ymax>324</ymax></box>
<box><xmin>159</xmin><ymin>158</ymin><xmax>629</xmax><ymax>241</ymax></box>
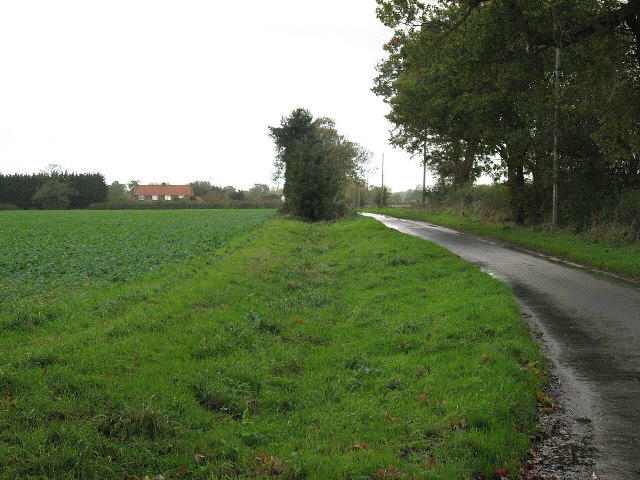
<box><xmin>364</xmin><ymin>207</ymin><xmax>640</xmax><ymax>280</ymax></box>
<box><xmin>0</xmin><ymin>216</ymin><xmax>544</xmax><ymax>479</ymax></box>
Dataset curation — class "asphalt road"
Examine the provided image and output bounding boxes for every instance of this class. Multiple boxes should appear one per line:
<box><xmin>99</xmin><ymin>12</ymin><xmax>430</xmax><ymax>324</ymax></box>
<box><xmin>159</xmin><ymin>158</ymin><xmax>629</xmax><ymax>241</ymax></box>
<box><xmin>362</xmin><ymin>213</ymin><xmax>640</xmax><ymax>480</ymax></box>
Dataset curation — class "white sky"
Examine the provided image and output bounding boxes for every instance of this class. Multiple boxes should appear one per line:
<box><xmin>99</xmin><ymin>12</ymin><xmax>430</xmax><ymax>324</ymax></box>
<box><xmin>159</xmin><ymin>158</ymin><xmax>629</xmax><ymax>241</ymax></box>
<box><xmin>0</xmin><ymin>0</ymin><xmax>434</xmax><ymax>192</ymax></box>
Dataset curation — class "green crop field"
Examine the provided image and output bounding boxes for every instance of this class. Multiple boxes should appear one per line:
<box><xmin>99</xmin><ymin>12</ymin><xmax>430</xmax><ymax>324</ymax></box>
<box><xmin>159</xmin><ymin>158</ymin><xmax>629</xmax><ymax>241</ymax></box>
<box><xmin>0</xmin><ymin>209</ymin><xmax>276</xmax><ymax>308</ymax></box>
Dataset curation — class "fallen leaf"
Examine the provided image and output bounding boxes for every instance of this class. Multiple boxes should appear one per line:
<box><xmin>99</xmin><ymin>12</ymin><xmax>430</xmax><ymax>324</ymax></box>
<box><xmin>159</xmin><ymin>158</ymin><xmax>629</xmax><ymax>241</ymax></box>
<box><xmin>418</xmin><ymin>391</ymin><xmax>429</xmax><ymax>404</ymax></box>
<box><xmin>450</xmin><ymin>418</ymin><xmax>467</xmax><ymax>429</ymax></box>
<box><xmin>428</xmin><ymin>458</ymin><xmax>436</xmax><ymax>469</ymax></box>
<box><xmin>493</xmin><ymin>465</ymin><xmax>510</xmax><ymax>479</ymax></box>
<box><xmin>384</xmin><ymin>412</ymin><xmax>399</xmax><ymax>423</ymax></box>
<box><xmin>374</xmin><ymin>465</ymin><xmax>402</xmax><ymax>479</ymax></box>
<box><xmin>482</xmin><ymin>355</ymin><xmax>489</xmax><ymax>363</ymax></box>
<box><xmin>345</xmin><ymin>442</ymin><xmax>369</xmax><ymax>452</ymax></box>
<box><xmin>255</xmin><ymin>453</ymin><xmax>286</xmax><ymax>475</ymax></box>
<box><xmin>294</xmin><ymin>315</ymin><xmax>303</xmax><ymax>324</ymax></box>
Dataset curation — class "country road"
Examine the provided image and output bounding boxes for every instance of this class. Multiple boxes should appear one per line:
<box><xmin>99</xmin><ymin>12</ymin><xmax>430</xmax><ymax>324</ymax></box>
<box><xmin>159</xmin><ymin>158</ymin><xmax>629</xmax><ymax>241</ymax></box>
<box><xmin>362</xmin><ymin>213</ymin><xmax>640</xmax><ymax>480</ymax></box>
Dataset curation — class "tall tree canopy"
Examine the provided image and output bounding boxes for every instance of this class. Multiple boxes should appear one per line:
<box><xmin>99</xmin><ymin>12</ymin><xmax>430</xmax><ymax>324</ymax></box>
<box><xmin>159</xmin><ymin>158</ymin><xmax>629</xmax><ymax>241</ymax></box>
<box><xmin>374</xmin><ymin>0</ymin><xmax>640</xmax><ymax>226</ymax></box>
<box><xmin>269</xmin><ymin>108</ymin><xmax>370</xmax><ymax>220</ymax></box>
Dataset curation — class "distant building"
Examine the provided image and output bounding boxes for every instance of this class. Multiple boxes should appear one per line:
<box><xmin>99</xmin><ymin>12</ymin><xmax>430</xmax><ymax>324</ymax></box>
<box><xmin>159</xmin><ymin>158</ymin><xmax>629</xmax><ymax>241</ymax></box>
<box><xmin>132</xmin><ymin>185</ymin><xmax>194</xmax><ymax>201</ymax></box>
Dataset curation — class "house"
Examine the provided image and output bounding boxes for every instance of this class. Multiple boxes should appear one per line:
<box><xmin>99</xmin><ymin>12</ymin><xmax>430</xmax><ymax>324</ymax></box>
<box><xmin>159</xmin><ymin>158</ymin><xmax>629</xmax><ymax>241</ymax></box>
<box><xmin>132</xmin><ymin>185</ymin><xmax>194</xmax><ymax>201</ymax></box>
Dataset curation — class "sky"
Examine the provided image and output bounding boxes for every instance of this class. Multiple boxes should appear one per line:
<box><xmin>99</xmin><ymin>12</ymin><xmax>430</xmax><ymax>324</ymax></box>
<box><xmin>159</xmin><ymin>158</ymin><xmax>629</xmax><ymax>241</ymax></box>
<box><xmin>0</xmin><ymin>0</ymin><xmax>435</xmax><ymax>192</ymax></box>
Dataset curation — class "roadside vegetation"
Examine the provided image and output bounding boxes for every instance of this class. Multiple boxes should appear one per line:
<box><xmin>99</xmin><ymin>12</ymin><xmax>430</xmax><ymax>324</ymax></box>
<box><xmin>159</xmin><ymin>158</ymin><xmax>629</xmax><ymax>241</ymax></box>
<box><xmin>1</xmin><ymin>213</ymin><xmax>544</xmax><ymax>479</ymax></box>
<box><xmin>363</xmin><ymin>190</ymin><xmax>640</xmax><ymax>280</ymax></box>
<box><xmin>363</xmin><ymin>203</ymin><xmax>640</xmax><ymax>280</ymax></box>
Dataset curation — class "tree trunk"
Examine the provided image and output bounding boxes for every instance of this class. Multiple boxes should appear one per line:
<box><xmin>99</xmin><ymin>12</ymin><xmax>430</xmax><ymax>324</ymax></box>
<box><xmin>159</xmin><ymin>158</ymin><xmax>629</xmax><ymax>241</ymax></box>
<box><xmin>506</xmin><ymin>153</ymin><xmax>525</xmax><ymax>224</ymax></box>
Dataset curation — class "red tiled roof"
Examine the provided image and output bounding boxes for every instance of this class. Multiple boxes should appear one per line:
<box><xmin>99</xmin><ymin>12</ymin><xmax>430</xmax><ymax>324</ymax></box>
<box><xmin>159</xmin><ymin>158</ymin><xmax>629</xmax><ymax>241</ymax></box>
<box><xmin>133</xmin><ymin>185</ymin><xmax>194</xmax><ymax>196</ymax></box>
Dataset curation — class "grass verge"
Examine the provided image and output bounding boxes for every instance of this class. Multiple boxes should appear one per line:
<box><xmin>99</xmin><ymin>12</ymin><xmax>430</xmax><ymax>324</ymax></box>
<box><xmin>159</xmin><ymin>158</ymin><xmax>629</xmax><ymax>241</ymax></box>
<box><xmin>0</xmin><ymin>216</ymin><xmax>544</xmax><ymax>479</ymax></box>
<box><xmin>363</xmin><ymin>207</ymin><xmax>640</xmax><ymax>280</ymax></box>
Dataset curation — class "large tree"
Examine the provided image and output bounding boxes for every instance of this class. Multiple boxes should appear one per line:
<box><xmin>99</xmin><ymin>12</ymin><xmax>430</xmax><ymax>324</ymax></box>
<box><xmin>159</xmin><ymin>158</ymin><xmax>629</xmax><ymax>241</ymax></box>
<box><xmin>269</xmin><ymin>108</ymin><xmax>369</xmax><ymax>220</ymax></box>
<box><xmin>374</xmin><ymin>0</ymin><xmax>640</xmax><ymax>225</ymax></box>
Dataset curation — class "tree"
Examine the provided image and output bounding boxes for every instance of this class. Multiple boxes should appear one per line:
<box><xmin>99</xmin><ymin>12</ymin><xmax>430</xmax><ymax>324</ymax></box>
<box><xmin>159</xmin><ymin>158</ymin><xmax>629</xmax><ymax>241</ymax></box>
<box><xmin>229</xmin><ymin>190</ymin><xmax>246</xmax><ymax>201</ymax></box>
<box><xmin>107</xmin><ymin>181</ymin><xmax>128</xmax><ymax>202</ymax></box>
<box><xmin>190</xmin><ymin>180</ymin><xmax>213</xmax><ymax>197</ymax></box>
<box><xmin>247</xmin><ymin>183</ymin><xmax>270</xmax><ymax>200</ymax></box>
<box><xmin>128</xmin><ymin>180</ymin><xmax>140</xmax><ymax>193</ymax></box>
<box><xmin>269</xmin><ymin>108</ymin><xmax>370</xmax><ymax>220</ymax></box>
<box><xmin>32</xmin><ymin>179</ymin><xmax>75</xmax><ymax>209</ymax></box>
<box><xmin>374</xmin><ymin>0</ymin><xmax>640</xmax><ymax>226</ymax></box>
<box><xmin>203</xmin><ymin>190</ymin><xmax>222</xmax><ymax>202</ymax></box>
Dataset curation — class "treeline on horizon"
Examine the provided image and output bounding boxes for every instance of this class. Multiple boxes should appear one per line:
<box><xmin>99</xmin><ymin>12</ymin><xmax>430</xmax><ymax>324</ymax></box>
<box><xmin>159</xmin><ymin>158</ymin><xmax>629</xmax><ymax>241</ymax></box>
<box><xmin>0</xmin><ymin>173</ymin><xmax>284</xmax><ymax>210</ymax></box>
<box><xmin>374</xmin><ymin>0</ymin><xmax>640</xmax><ymax>233</ymax></box>
<box><xmin>0</xmin><ymin>172</ymin><xmax>108</xmax><ymax>210</ymax></box>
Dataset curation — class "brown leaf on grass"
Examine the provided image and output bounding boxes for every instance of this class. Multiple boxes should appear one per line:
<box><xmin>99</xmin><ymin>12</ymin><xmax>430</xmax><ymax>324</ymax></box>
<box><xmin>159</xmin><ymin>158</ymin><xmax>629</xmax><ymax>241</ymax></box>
<box><xmin>384</xmin><ymin>412</ymin><xmax>399</xmax><ymax>423</ymax></box>
<box><xmin>493</xmin><ymin>465</ymin><xmax>511</xmax><ymax>479</ymax></box>
<box><xmin>253</xmin><ymin>453</ymin><xmax>286</xmax><ymax>476</ymax></box>
<box><xmin>345</xmin><ymin>442</ymin><xmax>369</xmax><ymax>452</ymax></box>
<box><xmin>1</xmin><ymin>394</ymin><xmax>19</xmax><ymax>407</ymax></box>
<box><xmin>418</xmin><ymin>391</ymin><xmax>429</xmax><ymax>404</ymax></box>
<box><xmin>374</xmin><ymin>465</ymin><xmax>403</xmax><ymax>479</ymax></box>
<box><xmin>521</xmin><ymin>360</ymin><xmax>545</xmax><ymax>380</ymax></box>
<box><xmin>482</xmin><ymin>355</ymin><xmax>489</xmax><ymax>363</ymax></box>
<box><xmin>398</xmin><ymin>341</ymin><xmax>408</xmax><ymax>349</ymax></box>
<box><xmin>450</xmin><ymin>418</ymin><xmax>467</xmax><ymax>430</ymax></box>
<box><xmin>294</xmin><ymin>315</ymin><xmax>303</xmax><ymax>324</ymax></box>
<box><xmin>427</xmin><ymin>458</ymin><xmax>436</xmax><ymax>469</ymax></box>
<box><xmin>535</xmin><ymin>390</ymin><xmax>555</xmax><ymax>410</ymax></box>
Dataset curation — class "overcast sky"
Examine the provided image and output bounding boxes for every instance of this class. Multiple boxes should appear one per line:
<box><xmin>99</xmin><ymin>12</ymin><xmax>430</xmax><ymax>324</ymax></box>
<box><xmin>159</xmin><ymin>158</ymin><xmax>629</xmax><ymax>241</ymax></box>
<box><xmin>0</xmin><ymin>0</ymin><xmax>434</xmax><ymax>191</ymax></box>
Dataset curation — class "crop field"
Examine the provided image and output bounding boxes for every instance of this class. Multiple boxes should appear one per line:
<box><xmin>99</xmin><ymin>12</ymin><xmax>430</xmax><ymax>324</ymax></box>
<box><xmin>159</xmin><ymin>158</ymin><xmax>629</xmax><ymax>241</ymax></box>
<box><xmin>0</xmin><ymin>214</ymin><xmax>544</xmax><ymax>479</ymax></box>
<box><xmin>0</xmin><ymin>209</ymin><xmax>276</xmax><ymax>308</ymax></box>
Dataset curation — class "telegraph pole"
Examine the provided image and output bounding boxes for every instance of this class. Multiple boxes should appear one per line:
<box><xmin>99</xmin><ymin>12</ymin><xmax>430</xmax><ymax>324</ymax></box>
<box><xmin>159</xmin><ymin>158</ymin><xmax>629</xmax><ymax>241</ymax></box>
<box><xmin>422</xmin><ymin>143</ymin><xmax>427</xmax><ymax>206</ymax></box>
<box><xmin>381</xmin><ymin>153</ymin><xmax>385</xmax><ymax>205</ymax></box>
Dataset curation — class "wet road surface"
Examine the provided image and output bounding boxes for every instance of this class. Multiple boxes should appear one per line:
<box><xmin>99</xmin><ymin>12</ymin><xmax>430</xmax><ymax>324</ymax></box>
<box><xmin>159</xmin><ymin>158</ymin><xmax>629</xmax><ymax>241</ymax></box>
<box><xmin>362</xmin><ymin>213</ymin><xmax>640</xmax><ymax>480</ymax></box>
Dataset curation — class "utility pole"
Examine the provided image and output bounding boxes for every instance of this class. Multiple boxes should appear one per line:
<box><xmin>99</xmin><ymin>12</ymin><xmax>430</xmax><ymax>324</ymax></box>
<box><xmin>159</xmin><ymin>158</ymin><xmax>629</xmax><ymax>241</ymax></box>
<box><xmin>381</xmin><ymin>153</ymin><xmax>385</xmax><ymax>205</ymax></box>
<box><xmin>422</xmin><ymin>143</ymin><xmax>427</xmax><ymax>207</ymax></box>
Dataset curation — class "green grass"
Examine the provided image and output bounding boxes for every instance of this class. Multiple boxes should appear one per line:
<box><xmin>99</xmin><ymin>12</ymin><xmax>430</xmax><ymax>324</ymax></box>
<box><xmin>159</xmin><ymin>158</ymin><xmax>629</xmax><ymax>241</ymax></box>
<box><xmin>0</xmin><ymin>214</ymin><xmax>544</xmax><ymax>479</ymax></box>
<box><xmin>364</xmin><ymin>207</ymin><xmax>640</xmax><ymax>280</ymax></box>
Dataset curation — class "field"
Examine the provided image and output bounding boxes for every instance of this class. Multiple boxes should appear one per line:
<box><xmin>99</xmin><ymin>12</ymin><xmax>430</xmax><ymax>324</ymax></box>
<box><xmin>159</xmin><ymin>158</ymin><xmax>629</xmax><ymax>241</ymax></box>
<box><xmin>0</xmin><ymin>211</ymin><xmax>544</xmax><ymax>479</ymax></box>
<box><xmin>0</xmin><ymin>209</ymin><xmax>276</xmax><ymax>309</ymax></box>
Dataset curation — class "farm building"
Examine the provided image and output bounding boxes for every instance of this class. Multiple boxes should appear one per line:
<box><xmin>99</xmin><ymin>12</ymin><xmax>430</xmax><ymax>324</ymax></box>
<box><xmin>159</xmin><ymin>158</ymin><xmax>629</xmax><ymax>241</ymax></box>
<box><xmin>133</xmin><ymin>185</ymin><xmax>194</xmax><ymax>201</ymax></box>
